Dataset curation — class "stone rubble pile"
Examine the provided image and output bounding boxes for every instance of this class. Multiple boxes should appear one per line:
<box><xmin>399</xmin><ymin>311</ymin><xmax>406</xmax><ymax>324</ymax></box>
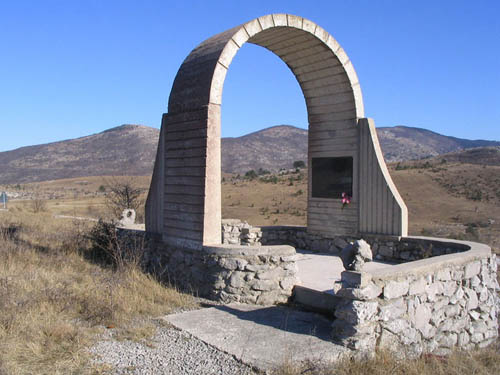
<box><xmin>222</xmin><ymin>219</ymin><xmax>262</xmax><ymax>246</ymax></box>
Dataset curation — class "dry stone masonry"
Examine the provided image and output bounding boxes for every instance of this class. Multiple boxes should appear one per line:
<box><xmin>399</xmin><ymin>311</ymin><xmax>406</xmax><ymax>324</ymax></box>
<box><xmin>332</xmin><ymin>248</ymin><xmax>498</xmax><ymax>355</ymax></box>
<box><xmin>142</xmin><ymin>232</ymin><xmax>298</xmax><ymax>305</ymax></box>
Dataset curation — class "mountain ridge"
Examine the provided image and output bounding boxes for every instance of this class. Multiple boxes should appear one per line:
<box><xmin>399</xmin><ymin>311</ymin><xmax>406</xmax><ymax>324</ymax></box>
<box><xmin>0</xmin><ymin>124</ymin><xmax>498</xmax><ymax>184</ymax></box>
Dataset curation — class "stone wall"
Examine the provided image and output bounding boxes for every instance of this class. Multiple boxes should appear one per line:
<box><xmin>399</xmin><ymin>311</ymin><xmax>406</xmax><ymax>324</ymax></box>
<box><xmin>331</xmin><ymin>245</ymin><xmax>498</xmax><ymax>355</ymax></box>
<box><xmin>141</xmin><ymin>231</ymin><xmax>299</xmax><ymax>305</ymax></box>
<box><xmin>220</xmin><ymin>221</ymin><xmax>498</xmax><ymax>354</ymax></box>
<box><xmin>221</xmin><ymin>221</ymin><xmax>470</xmax><ymax>263</ymax></box>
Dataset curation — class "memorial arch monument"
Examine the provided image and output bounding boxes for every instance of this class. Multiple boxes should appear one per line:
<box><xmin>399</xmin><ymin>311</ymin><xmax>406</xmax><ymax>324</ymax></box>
<box><xmin>145</xmin><ymin>14</ymin><xmax>408</xmax><ymax>249</ymax></box>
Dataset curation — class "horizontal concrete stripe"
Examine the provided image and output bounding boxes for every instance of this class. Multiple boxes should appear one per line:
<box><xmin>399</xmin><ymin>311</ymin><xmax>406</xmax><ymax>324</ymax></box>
<box><xmin>283</xmin><ymin>50</ymin><xmax>336</xmax><ymax>70</ymax></box>
<box><xmin>164</xmin><ymin>227</ymin><xmax>203</xmax><ymax>241</ymax></box>
<box><xmin>269</xmin><ymin>38</ymin><xmax>323</xmax><ymax>57</ymax></box>
<box><xmin>165</xmin><ymin>202</ymin><xmax>205</xmax><ymax>214</ymax></box>
<box><xmin>308</xmin><ymin>217</ymin><xmax>358</xmax><ymax>228</ymax></box>
<box><xmin>307</xmin><ymin>136</ymin><xmax>359</xmax><ymax>149</ymax></box>
<box><xmin>166</xmin><ymin>147</ymin><xmax>207</xmax><ymax>158</ymax></box>
<box><xmin>277</xmin><ymin>44</ymin><xmax>327</xmax><ymax>64</ymax></box>
<box><xmin>306</xmin><ymin>100</ymin><xmax>356</xmax><ymax>115</ymax></box>
<box><xmin>164</xmin><ymin>184</ymin><xmax>205</xmax><ymax>195</ymax></box>
<box><xmin>300</xmin><ymin>73</ymin><xmax>350</xmax><ymax>91</ymax></box>
<box><xmin>308</xmin><ymin>111</ymin><xmax>357</xmax><ymax>123</ymax></box>
<box><xmin>164</xmin><ymin>210</ymin><xmax>204</xmax><ymax>223</ymax></box>
<box><xmin>305</xmin><ymin>93</ymin><xmax>353</xmax><ymax>107</ymax></box>
<box><xmin>165</xmin><ymin>121</ymin><xmax>208</xmax><ymax>134</ymax></box>
<box><xmin>165</xmin><ymin>167</ymin><xmax>206</xmax><ymax>177</ymax></box>
<box><xmin>307</xmin><ymin>209</ymin><xmax>358</xmax><ymax>219</ymax></box>
<box><xmin>165</xmin><ymin>138</ymin><xmax>207</xmax><ymax>151</ymax></box>
<box><xmin>164</xmin><ymin>128</ymin><xmax>208</xmax><ymax>141</ymax></box>
<box><xmin>307</xmin><ymin>226</ymin><xmax>357</xmax><ymax>237</ymax></box>
<box><xmin>165</xmin><ymin>218</ymin><xmax>204</xmax><ymax>232</ymax></box>
<box><xmin>308</xmin><ymin>199</ymin><xmax>359</xmax><ymax>208</ymax></box>
<box><xmin>296</xmin><ymin>65</ymin><xmax>346</xmax><ymax>83</ymax></box>
<box><xmin>164</xmin><ymin>108</ymin><xmax>209</xmax><ymax>124</ymax></box>
<box><xmin>165</xmin><ymin>193</ymin><xmax>204</xmax><ymax>205</ymax></box>
<box><xmin>163</xmin><ymin>176</ymin><xmax>205</xmax><ymax>186</ymax></box>
<box><xmin>308</xmin><ymin>119</ymin><xmax>358</xmax><ymax>131</ymax></box>
<box><xmin>292</xmin><ymin>56</ymin><xmax>341</xmax><ymax>75</ymax></box>
<box><xmin>309</xmin><ymin>150</ymin><xmax>358</xmax><ymax>159</ymax></box>
<box><xmin>302</xmin><ymin>83</ymin><xmax>354</xmax><ymax>99</ymax></box>
<box><xmin>248</xmin><ymin>27</ymin><xmax>299</xmax><ymax>46</ymax></box>
<box><xmin>165</xmin><ymin>157</ymin><xmax>207</xmax><ymax>168</ymax></box>
<box><xmin>259</xmin><ymin>32</ymin><xmax>312</xmax><ymax>51</ymax></box>
<box><xmin>308</xmin><ymin>127</ymin><xmax>358</xmax><ymax>140</ymax></box>
<box><xmin>308</xmin><ymin>143</ymin><xmax>359</xmax><ymax>154</ymax></box>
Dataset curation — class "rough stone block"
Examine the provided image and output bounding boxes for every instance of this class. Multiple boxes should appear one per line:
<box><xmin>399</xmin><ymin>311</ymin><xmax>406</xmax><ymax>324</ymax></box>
<box><xmin>250</xmin><ymin>279</ymin><xmax>276</xmax><ymax>291</ymax></box>
<box><xmin>465</xmin><ymin>287</ymin><xmax>479</xmax><ymax>310</ymax></box>
<box><xmin>334</xmin><ymin>300</ymin><xmax>378</xmax><ymax>325</ymax></box>
<box><xmin>414</xmin><ymin>303</ymin><xmax>432</xmax><ymax>330</ymax></box>
<box><xmin>426</xmin><ymin>281</ymin><xmax>444</xmax><ymax>302</ymax></box>
<box><xmin>383</xmin><ymin>280</ymin><xmax>409</xmax><ymax>299</ymax></box>
<box><xmin>379</xmin><ymin>297</ymin><xmax>406</xmax><ymax>321</ymax></box>
<box><xmin>436</xmin><ymin>268</ymin><xmax>452</xmax><ymax>281</ymax></box>
<box><xmin>409</xmin><ymin>277</ymin><xmax>426</xmax><ymax>295</ymax></box>
<box><xmin>279</xmin><ymin>276</ymin><xmax>298</xmax><ymax>291</ymax></box>
<box><xmin>336</xmin><ymin>282</ymin><xmax>382</xmax><ymax>301</ymax></box>
<box><xmin>465</xmin><ymin>261</ymin><xmax>481</xmax><ymax>279</ymax></box>
<box><xmin>255</xmin><ymin>267</ymin><xmax>284</xmax><ymax>280</ymax></box>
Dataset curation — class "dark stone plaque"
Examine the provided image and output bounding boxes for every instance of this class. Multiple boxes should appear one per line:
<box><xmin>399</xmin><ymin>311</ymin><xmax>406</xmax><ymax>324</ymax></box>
<box><xmin>311</xmin><ymin>157</ymin><xmax>353</xmax><ymax>199</ymax></box>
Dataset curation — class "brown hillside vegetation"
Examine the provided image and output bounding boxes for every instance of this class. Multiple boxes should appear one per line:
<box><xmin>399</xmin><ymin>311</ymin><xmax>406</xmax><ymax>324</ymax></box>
<box><xmin>1</xmin><ymin>124</ymin><xmax>498</xmax><ymax>183</ymax></box>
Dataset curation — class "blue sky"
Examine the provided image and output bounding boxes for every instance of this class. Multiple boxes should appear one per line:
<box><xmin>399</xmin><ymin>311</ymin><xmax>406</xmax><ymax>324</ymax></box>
<box><xmin>0</xmin><ymin>0</ymin><xmax>499</xmax><ymax>152</ymax></box>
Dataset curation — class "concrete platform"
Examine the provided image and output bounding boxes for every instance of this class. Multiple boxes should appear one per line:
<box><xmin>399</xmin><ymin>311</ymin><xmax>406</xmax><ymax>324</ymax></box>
<box><xmin>165</xmin><ymin>303</ymin><xmax>351</xmax><ymax>372</ymax></box>
<box><xmin>296</xmin><ymin>250</ymin><xmax>397</xmax><ymax>293</ymax></box>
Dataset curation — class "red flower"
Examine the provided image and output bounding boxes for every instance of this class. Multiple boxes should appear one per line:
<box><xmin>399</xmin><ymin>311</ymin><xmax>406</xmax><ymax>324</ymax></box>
<box><xmin>341</xmin><ymin>192</ymin><xmax>351</xmax><ymax>209</ymax></box>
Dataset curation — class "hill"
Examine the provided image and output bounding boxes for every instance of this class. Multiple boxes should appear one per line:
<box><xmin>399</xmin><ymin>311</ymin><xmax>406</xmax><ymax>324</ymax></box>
<box><xmin>0</xmin><ymin>125</ymin><xmax>158</xmax><ymax>183</ymax></box>
<box><xmin>0</xmin><ymin>124</ymin><xmax>498</xmax><ymax>183</ymax></box>
<box><xmin>377</xmin><ymin>126</ymin><xmax>500</xmax><ymax>162</ymax></box>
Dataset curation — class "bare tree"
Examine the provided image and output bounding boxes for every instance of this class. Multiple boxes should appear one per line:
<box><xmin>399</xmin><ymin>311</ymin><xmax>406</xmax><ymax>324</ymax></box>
<box><xmin>31</xmin><ymin>185</ymin><xmax>47</xmax><ymax>213</ymax></box>
<box><xmin>103</xmin><ymin>178</ymin><xmax>145</xmax><ymax>220</ymax></box>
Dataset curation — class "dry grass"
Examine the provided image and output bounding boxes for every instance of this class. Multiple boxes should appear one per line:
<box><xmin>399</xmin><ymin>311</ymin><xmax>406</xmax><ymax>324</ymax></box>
<box><xmin>275</xmin><ymin>346</ymin><xmax>500</xmax><ymax>375</ymax></box>
<box><xmin>0</xmin><ymin>211</ymin><xmax>195</xmax><ymax>375</ymax></box>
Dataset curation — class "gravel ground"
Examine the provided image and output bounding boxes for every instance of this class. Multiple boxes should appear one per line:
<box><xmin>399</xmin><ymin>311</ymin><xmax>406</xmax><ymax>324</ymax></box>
<box><xmin>89</xmin><ymin>322</ymin><xmax>258</xmax><ymax>375</ymax></box>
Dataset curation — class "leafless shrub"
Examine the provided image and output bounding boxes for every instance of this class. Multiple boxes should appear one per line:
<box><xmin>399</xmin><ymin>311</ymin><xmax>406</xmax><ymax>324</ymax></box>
<box><xmin>103</xmin><ymin>177</ymin><xmax>145</xmax><ymax>221</ymax></box>
<box><xmin>30</xmin><ymin>185</ymin><xmax>47</xmax><ymax>213</ymax></box>
<box><xmin>86</xmin><ymin>219</ymin><xmax>145</xmax><ymax>270</ymax></box>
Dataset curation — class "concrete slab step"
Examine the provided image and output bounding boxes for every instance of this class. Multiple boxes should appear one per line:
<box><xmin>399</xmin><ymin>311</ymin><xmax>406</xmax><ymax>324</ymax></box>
<box><xmin>292</xmin><ymin>285</ymin><xmax>341</xmax><ymax>314</ymax></box>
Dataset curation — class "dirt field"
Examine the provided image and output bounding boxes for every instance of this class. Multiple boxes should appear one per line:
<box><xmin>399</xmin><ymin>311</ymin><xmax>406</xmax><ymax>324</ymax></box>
<box><xmin>1</xmin><ymin>159</ymin><xmax>498</xmax><ymax>252</ymax></box>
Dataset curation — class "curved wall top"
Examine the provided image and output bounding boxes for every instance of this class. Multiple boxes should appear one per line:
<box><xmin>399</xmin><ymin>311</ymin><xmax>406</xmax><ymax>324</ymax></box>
<box><xmin>145</xmin><ymin>14</ymin><xmax>407</xmax><ymax>249</ymax></box>
<box><xmin>168</xmin><ymin>13</ymin><xmax>364</xmax><ymax>118</ymax></box>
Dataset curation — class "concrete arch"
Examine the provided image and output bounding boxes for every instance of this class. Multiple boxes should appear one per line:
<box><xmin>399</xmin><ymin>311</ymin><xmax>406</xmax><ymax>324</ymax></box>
<box><xmin>146</xmin><ymin>14</ymin><xmax>407</xmax><ymax>249</ymax></box>
<box><xmin>167</xmin><ymin>14</ymin><xmax>364</xmax><ymax>118</ymax></box>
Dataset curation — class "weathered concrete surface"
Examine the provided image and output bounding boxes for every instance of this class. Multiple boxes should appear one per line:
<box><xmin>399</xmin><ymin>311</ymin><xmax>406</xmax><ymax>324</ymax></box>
<box><xmin>296</xmin><ymin>251</ymin><xmax>396</xmax><ymax>292</ymax></box>
<box><xmin>165</xmin><ymin>303</ymin><xmax>351</xmax><ymax>372</ymax></box>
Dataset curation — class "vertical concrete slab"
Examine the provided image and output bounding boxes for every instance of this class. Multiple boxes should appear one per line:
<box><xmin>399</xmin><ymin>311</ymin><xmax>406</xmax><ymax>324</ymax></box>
<box><xmin>358</xmin><ymin>118</ymin><xmax>408</xmax><ymax>236</ymax></box>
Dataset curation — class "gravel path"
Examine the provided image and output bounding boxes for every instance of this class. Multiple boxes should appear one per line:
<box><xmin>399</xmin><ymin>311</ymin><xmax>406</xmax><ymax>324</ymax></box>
<box><xmin>89</xmin><ymin>323</ymin><xmax>257</xmax><ymax>375</ymax></box>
